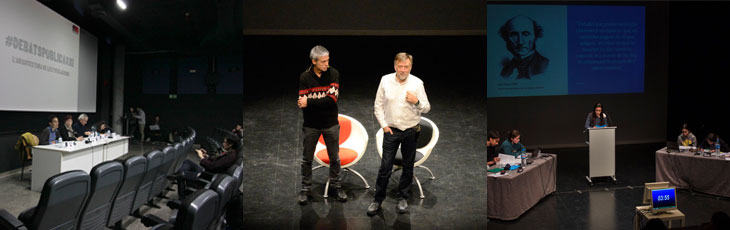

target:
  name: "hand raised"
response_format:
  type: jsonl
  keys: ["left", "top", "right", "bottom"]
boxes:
{"left": 406, "top": 91, "right": 418, "bottom": 104}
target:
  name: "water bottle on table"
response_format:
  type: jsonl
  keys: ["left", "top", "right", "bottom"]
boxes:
{"left": 521, "top": 147, "right": 527, "bottom": 166}
{"left": 716, "top": 138, "right": 721, "bottom": 155}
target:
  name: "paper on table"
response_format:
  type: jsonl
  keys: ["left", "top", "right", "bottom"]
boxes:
{"left": 498, "top": 153, "right": 521, "bottom": 165}
{"left": 489, "top": 172, "right": 510, "bottom": 177}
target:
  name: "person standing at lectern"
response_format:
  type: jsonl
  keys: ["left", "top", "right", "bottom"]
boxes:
{"left": 584, "top": 103, "right": 611, "bottom": 130}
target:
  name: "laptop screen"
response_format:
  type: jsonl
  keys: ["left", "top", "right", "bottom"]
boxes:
{"left": 651, "top": 188, "right": 676, "bottom": 210}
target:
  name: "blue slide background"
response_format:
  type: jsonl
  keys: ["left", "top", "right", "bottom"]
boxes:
{"left": 568, "top": 6, "right": 645, "bottom": 95}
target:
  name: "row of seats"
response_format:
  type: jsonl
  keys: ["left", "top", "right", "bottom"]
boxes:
{"left": 143, "top": 164, "right": 244, "bottom": 229}
{"left": 0, "top": 128, "right": 198, "bottom": 230}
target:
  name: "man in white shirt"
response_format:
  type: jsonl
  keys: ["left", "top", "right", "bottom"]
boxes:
{"left": 368, "top": 52, "right": 430, "bottom": 215}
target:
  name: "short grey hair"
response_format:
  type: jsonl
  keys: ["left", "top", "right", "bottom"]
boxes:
{"left": 394, "top": 52, "right": 413, "bottom": 65}
{"left": 309, "top": 45, "right": 329, "bottom": 61}
{"left": 78, "top": 113, "right": 88, "bottom": 120}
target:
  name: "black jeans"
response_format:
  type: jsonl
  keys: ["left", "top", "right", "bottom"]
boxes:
{"left": 179, "top": 159, "right": 204, "bottom": 181}
{"left": 301, "top": 124, "right": 341, "bottom": 192}
{"left": 374, "top": 127, "right": 419, "bottom": 202}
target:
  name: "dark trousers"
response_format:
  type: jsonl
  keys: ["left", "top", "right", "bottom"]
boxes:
{"left": 179, "top": 159, "right": 204, "bottom": 181}
{"left": 301, "top": 124, "right": 341, "bottom": 192}
{"left": 374, "top": 127, "right": 419, "bottom": 202}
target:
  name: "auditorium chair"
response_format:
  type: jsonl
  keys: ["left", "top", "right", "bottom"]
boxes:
{"left": 375, "top": 117, "right": 439, "bottom": 198}
{"left": 149, "top": 146, "right": 176, "bottom": 201}
{"left": 107, "top": 155, "right": 147, "bottom": 229}
{"left": 170, "top": 143, "right": 186, "bottom": 178}
{"left": 10, "top": 170, "right": 90, "bottom": 229}
{"left": 312, "top": 114, "right": 370, "bottom": 198}
{"left": 132, "top": 150, "right": 164, "bottom": 214}
{"left": 147, "top": 175, "right": 236, "bottom": 229}
{"left": 0, "top": 209, "right": 27, "bottom": 230}
{"left": 227, "top": 165, "right": 244, "bottom": 195}
{"left": 78, "top": 161, "right": 125, "bottom": 230}
{"left": 205, "top": 175, "right": 237, "bottom": 229}
{"left": 171, "top": 164, "right": 242, "bottom": 206}
{"left": 145, "top": 189, "right": 220, "bottom": 230}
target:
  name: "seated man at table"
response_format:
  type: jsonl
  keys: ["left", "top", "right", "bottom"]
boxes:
{"left": 700, "top": 133, "right": 730, "bottom": 153}
{"left": 73, "top": 113, "right": 92, "bottom": 137}
{"left": 487, "top": 130, "right": 501, "bottom": 166}
{"left": 39, "top": 116, "right": 60, "bottom": 145}
{"left": 501, "top": 129, "right": 526, "bottom": 157}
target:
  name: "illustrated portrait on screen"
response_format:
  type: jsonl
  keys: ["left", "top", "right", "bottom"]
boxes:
{"left": 499, "top": 16, "right": 550, "bottom": 80}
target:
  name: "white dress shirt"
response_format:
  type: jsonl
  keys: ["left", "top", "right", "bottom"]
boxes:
{"left": 374, "top": 73, "right": 430, "bottom": 131}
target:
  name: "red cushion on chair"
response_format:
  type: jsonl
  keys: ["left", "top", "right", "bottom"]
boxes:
{"left": 318, "top": 116, "right": 352, "bottom": 145}
{"left": 316, "top": 148, "right": 358, "bottom": 166}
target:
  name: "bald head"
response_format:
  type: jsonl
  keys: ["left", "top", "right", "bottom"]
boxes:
{"left": 499, "top": 16, "right": 543, "bottom": 58}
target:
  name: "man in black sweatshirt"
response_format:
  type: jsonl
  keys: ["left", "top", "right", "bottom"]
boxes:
{"left": 297, "top": 45, "right": 346, "bottom": 204}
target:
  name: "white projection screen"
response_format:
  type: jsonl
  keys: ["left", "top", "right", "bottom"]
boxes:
{"left": 0, "top": 0, "right": 97, "bottom": 112}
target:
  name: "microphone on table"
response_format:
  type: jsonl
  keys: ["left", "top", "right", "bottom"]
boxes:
{"left": 501, "top": 164, "right": 510, "bottom": 175}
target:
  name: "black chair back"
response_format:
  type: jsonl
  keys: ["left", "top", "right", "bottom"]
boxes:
{"left": 78, "top": 161, "right": 124, "bottom": 230}
{"left": 25, "top": 170, "right": 90, "bottom": 230}
{"left": 151, "top": 146, "right": 175, "bottom": 198}
{"left": 108, "top": 155, "right": 147, "bottom": 227}
{"left": 176, "top": 189, "right": 219, "bottom": 230}
{"left": 133, "top": 150, "right": 163, "bottom": 211}
{"left": 227, "top": 165, "right": 243, "bottom": 193}
{"left": 208, "top": 175, "right": 236, "bottom": 215}
{"left": 172, "top": 143, "right": 185, "bottom": 175}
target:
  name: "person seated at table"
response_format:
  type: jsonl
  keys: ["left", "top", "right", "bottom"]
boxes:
{"left": 677, "top": 123, "right": 697, "bottom": 147}
{"left": 699, "top": 133, "right": 730, "bottom": 153}
{"left": 73, "top": 113, "right": 92, "bottom": 137}
{"left": 486, "top": 130, "right": 501, "bottom": 166}
{"left": 96, "top": 121, "right": 112, "bottom": 134}
{"left": 58, "top": 115, "right": 84, "bottom": 141}
{"left": 501, "top": 129, "right": 526, "bottom": 157}
{"left": 584, "top": 102, "right": 611, "bottom": 130}
{"left": 39, "top": 116, "right": 61, "bottom": 145}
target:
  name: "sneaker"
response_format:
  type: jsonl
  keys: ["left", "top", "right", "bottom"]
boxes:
{"left": 366, "top": 201, "right": 381, "bottom": 215}
{"left": 298, "top": 191, "right": 309, "bottom": 205}
{"left": 336, "top": 189, "right": 348, "bottom": 202}
{"left": 397, "top": 199, "right": 408, "bottom": 213}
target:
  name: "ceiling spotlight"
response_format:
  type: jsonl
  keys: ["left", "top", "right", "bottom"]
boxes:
{"left": 116, "top": 0, "right": 127, "bottom": 10}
